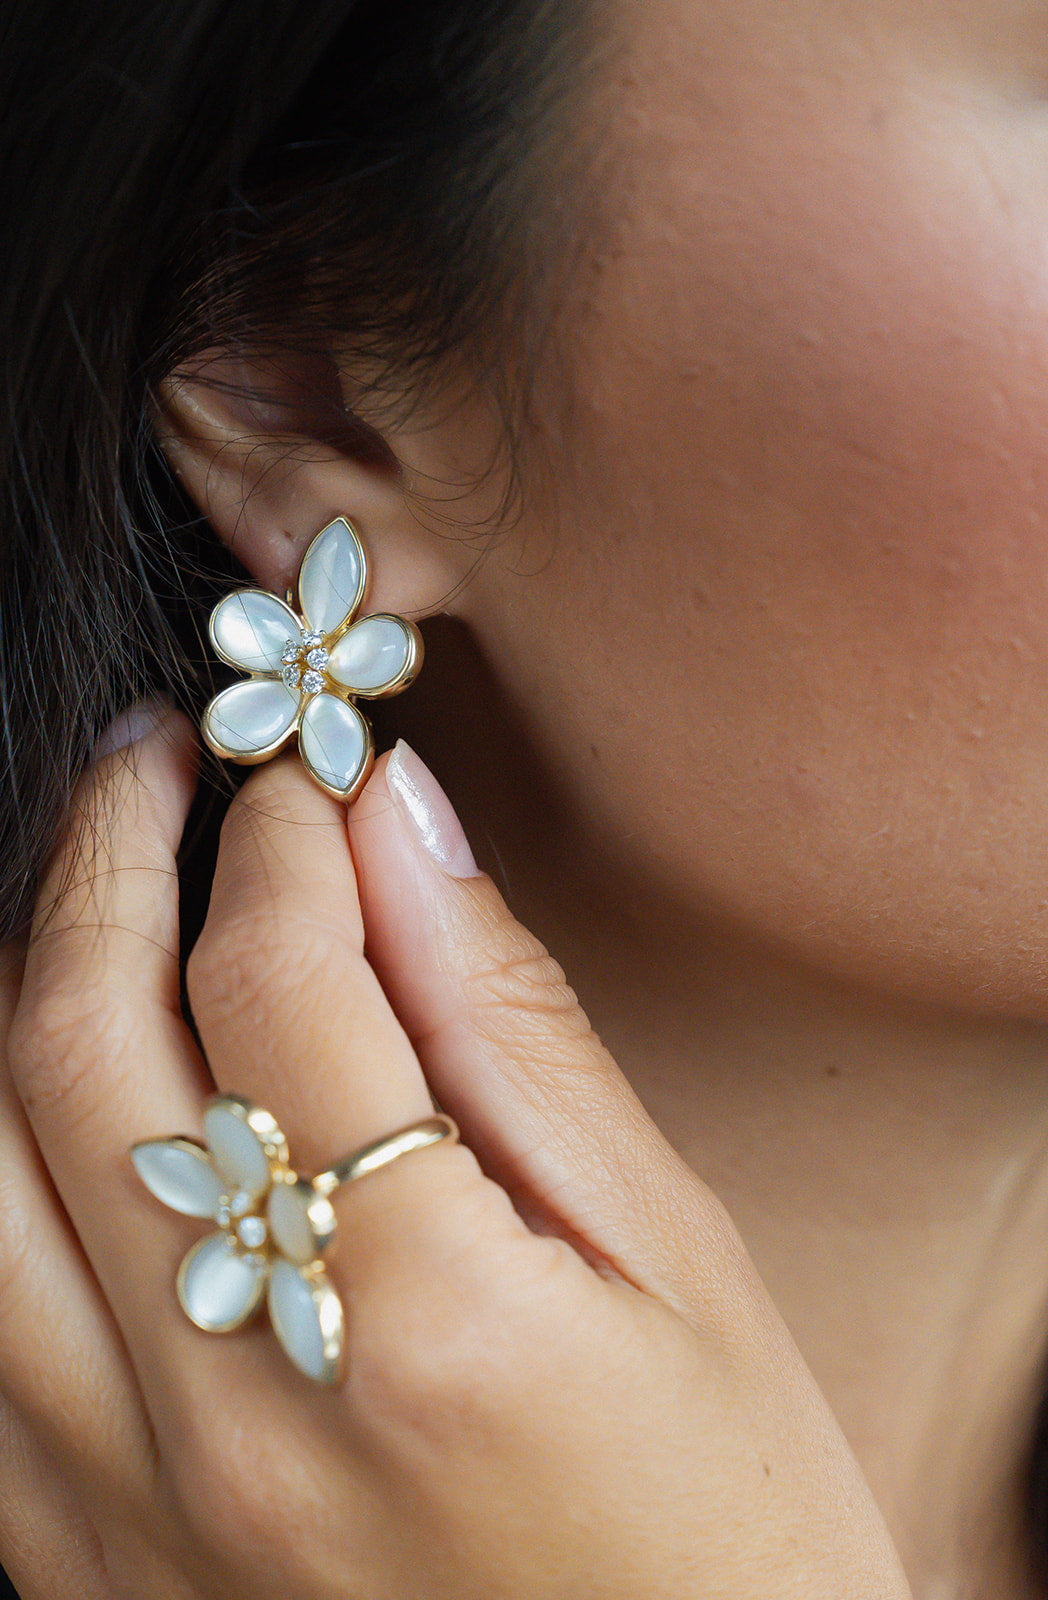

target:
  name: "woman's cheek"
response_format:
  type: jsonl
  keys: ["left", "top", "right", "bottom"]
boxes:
{"left": 488, "top": 11, "right": 1048, "bottom": 1010}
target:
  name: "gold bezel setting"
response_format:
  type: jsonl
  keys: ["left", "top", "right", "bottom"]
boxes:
{"left": 131, "top": 1101, "right": 460, "bottom": 1387}
{"left": 201, "top": 517, "right": 424, "bottom": 802}
{"left": 132, "top": 1093, "right": 347, "bottom": 1384}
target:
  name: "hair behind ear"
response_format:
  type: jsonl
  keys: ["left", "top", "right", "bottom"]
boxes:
{"left": 0, "top": 0, "right": 592, "bottom": 934}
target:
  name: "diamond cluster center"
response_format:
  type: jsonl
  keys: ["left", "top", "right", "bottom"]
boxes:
{"left": 281, "top": 628, "right": 329, "bottom": 695}
{"left": 215, "top": 1188, "right": 269, "bottom": 1265}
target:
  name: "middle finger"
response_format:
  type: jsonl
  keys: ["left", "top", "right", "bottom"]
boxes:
{"left": 186, "top": 754, "right": 436, "bottom": 1175}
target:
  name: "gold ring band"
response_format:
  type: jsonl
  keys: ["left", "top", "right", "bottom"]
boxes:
{"left": 312, "top": 1113, "right": 459, "bottom": 1198}
{"left": 132, "top": 1099, "right": 461, "bottom": 1385}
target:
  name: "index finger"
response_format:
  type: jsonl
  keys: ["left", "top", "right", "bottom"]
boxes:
{"left": 8, "top": 704, "right": 210, "bottom": 1323}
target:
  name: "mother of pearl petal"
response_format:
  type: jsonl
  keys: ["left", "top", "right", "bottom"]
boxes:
{"left": 298, "top": 695, "right": 369, "bottom": 798}
{"left": 327, "top": 615, "right": 415, "bottom": 694}
{"left": 177, "top": 1233, "right": 267, "bottom": 1333}
{"left": 203, "top": 1103, "right": 272, "bottom": 1199}
{"left": 203, "top": 678, "right": 300, "bottom": 757}
{"left": 298, "top": 518, "right": 365, "bottom": 637}
{"left": 268, "top": 1180, "right": 335, "bottom": 1265}
{"left": 268, "top": 1261, "right": 343, "bottom": 1383}
{"left": 131, "top": 1139, "right": 225, "bottom": 1218}
{"left": 210, "top": 590, "right": 301, "bottom": 673}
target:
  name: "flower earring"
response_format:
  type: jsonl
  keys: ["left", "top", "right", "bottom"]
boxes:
{"left": 201, "top": 517, "right": 422, "bottom": 802}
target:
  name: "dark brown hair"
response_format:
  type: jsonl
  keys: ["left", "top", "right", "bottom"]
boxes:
{"left": 7, "top": 4, "right": 1048, "bottom": 1590}
{"left": 0, "top": 0, "right": 590, "bottom": 935}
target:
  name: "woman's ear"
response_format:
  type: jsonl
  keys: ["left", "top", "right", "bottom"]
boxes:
{"left": 152, "top": 346, "right": 464, "bottom": 616}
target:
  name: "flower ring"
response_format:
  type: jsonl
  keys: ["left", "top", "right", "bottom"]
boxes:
{"left": 202, "top": 516, "right": 422, "bottom": 801}
{"left": 131, "top": 1095, "right": 345, "bottom": 1384}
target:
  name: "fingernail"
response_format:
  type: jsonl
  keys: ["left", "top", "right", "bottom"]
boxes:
{"left": 93, "top": 697, "right": 171, "bottom": 760}
{"left": 385, "top": 740, "right": 480, "bottom": 878}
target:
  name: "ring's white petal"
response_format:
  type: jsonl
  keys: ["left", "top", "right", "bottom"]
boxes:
{"left": 327, "top": 615, "right": 420, "bottom": 696}
{"left": 298, "top": 694, "right": 372, "bottom": 801}
{"left": 202, "top": 679, "right": 300, "bottom": 760}
{"left": 209, "top": 591, "right": 302, "bottom": 673}
{"left": 268, "top": 1261, "right": 344, "bottom": 1384}
{"left": 298, "top": 517, "right": 365, "bottom": 637}
{"left": 130, "top": 1138, "right": 224, "bottom": 1217}
{"left": 267, "top": 1178, "right": 337, "bottom": 1266}
{"left": 204, "top": 1100, "right": 278, "bottom": 1199}
{"left": 177, "top": 1233, "right": 268, "bottom": 1333}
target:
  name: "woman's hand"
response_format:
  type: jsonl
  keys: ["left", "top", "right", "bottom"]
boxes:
{"left": 0, "top": 710, "right": 911, "bottom": 1599}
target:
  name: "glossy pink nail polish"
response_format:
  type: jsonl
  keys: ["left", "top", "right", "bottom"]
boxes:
{"left": 385, "top": 740, "right": 480, "bottom": 878}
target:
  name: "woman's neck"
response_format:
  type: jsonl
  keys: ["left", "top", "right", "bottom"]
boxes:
{"left": 524, "top": 851, "right": 1048, "bottom": 1597}
{"left": 408, "top": 629, "right": 1048, "bottom": 1595}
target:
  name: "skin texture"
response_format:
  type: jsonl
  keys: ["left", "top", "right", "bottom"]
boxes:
{"left": 158, "top": 1, "right": 1048, "bottom": 1591}
{"left": 7, "top": 0, "right": 1048, "bottom": 1595}
{"left": 0, "top": 723, "right": 911, "bottom": 1598}
{"left": 481, "top": 0, "right": 1048, "bottom": 1012}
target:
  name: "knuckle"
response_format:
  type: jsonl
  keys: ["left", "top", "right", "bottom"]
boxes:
{"left": 167, "top": 1398, "right": 372, "bottom": 1597}
{"left": 347, "top": 1227, "right": 570, "bottom": 1451}
{"left": 228, "top": 760, "right": 316, "bottom": 829}
{"left": 187, "top": 917, "right": 333, "bottom": 1028}
{"left": 169, "top": 1405, "right": 294, "bottom": 1569}
{"left": 7, "top": 979, "right": 133, "bottom": 1122}
{"left": 686, "top": 1177, "right": 753, "bottom": 1274}
{"left": 348, "top": 1298, "right": 507, "bottom": 1448}
{"left": 669, "top": 1176, "right": 774, "bottom": 1338}
{"left": 462, "top": 926, "right": 589, "bottom": 1039}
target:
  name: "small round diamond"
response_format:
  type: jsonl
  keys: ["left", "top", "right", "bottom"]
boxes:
{"left": 230, "top": 1190, "right": 253, "bottom": 1218}
{"left": 305, "top": 646, "right": 329, "bottom": 670}
{"left": 237, "top": 1215, "right": 268, "bottom": 1251}
{"left": 280, "top": 641, "right": 300, "bottom": 664}
{"left": 301, "top": 629, "right": 324, "bottom": 649}
{"left": 215, "top": 1201, "right": 232, "bottom": 1228}
{"left": 301, "top": 669, "right": 325, "bottom": 694}
{"left": 282, "top": 664, "right": 302, "bottom": 690}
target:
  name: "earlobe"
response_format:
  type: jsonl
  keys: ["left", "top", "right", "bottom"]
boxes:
{"left": 151, "top": 346, "right": 461, "bottom": 617}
